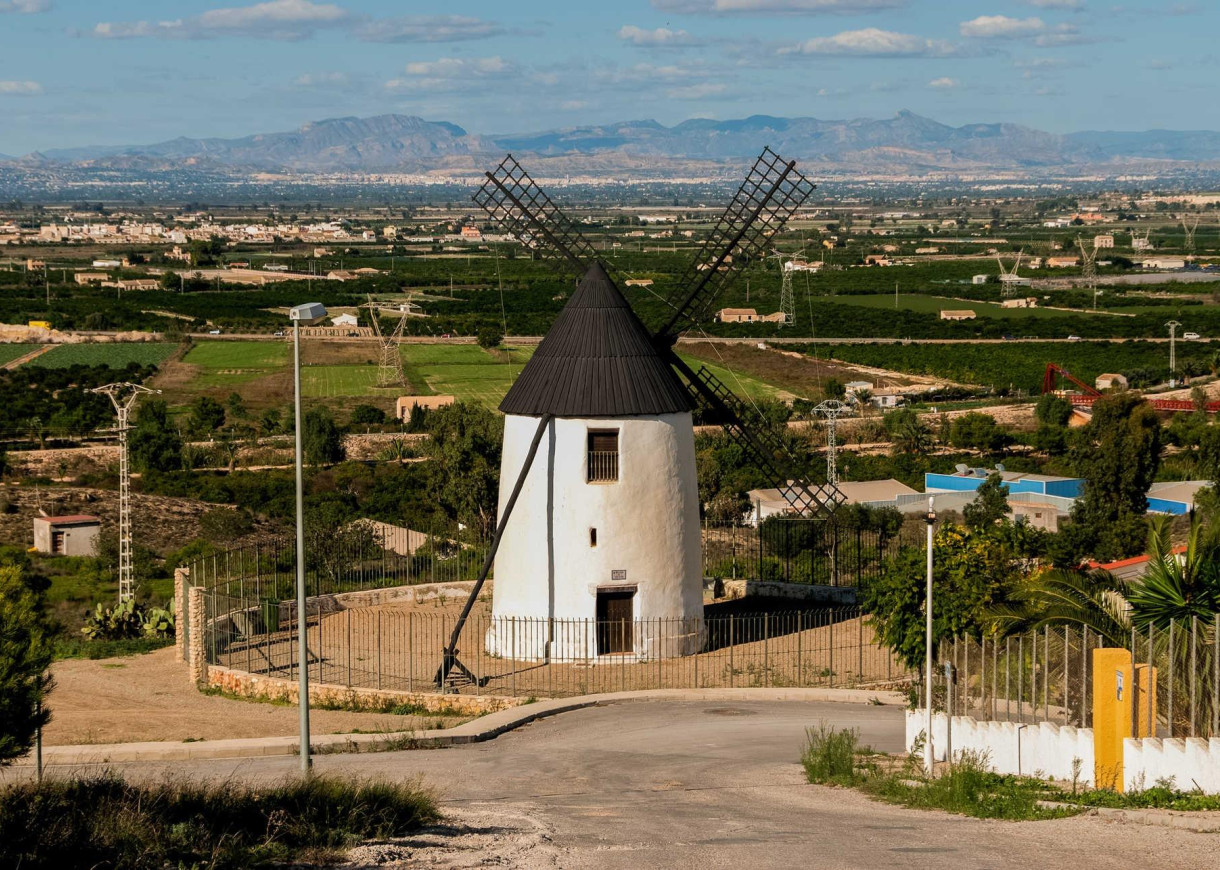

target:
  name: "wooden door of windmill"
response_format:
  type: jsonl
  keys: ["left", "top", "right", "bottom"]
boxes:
{"left": 596, "top": 588, "right": 634, "bottom": 655}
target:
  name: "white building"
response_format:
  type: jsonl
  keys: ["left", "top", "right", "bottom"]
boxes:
{"left": 488, "top": 263, "right": 703, "bottom": 661}
{"left": 330, "top": 313, "right": 359, "bottom": 327}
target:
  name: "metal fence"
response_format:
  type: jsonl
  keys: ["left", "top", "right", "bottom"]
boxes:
{"left": 200, "top": 593, "right": 913, "bottom": 699}
{"left": 702, "top": 517, "right": 904, "bottom": 587}
{"left": 927, "top": 617, "right": 1220, "bottom": 740}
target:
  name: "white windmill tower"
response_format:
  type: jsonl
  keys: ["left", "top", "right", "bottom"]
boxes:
{"left": 486, "top": 262, "right": 703, "bottom": 661}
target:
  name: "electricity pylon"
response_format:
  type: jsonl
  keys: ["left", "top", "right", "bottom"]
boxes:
{"left": 364, "top": 296, "right": 408, "bottom": 387}
{"left": 90, "top": 382, "right": 159, "bottom": 603}
{"left": 813, "top": 399, "right": 851, "bottom": 486}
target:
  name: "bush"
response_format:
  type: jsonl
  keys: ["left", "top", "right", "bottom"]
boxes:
{"left": 0, "top": 565, "right": 53, "bottom": 765}
{"left": 476, "top": 326, "right": 504, "bottom": 349}
{"left": 802, "top": 722, "right": 867, "bottom": 785}
{"left": 0, "top": 774, "right": 439, "bottom": 869}
{"left": 81, "top": 599, "right": 175, "bottom": 641}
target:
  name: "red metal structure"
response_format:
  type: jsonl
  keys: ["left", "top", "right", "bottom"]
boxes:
{"left": 1041, "top": 363, "right": 1220, "bottom": 413}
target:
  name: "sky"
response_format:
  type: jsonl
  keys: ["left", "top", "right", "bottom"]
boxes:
{"left": 0, "top": 0, "right": 1214, "bottom": 155}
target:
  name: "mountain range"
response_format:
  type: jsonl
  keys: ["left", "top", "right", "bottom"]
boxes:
{"left": 12, "top": 111, "right": 1220, "bottom": 177}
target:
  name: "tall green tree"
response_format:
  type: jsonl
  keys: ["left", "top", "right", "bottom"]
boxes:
{"left": 425, "top": 402, "right": 503, "bottom": 540}
{"left": 1060, "top": 392, "right": 1162, "bottom": 563}
{"left": 303, "top": 408, "right": 344, "bottom": 466}
{"left": 187, "top": 396, "right": 226, "bottom": 437}
{"left": 127, "top": 398, "right": 182, "bottom": 473}
{"left": 963, "top": 473, "right": 1009, "bottom": 530}
{"left": 0, "top": 565, "right": 54, "bottom": 765}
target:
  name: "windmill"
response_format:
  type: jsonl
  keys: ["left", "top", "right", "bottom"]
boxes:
{"left": 435, "top": 149, "right": 842, "bottom": 687}
{"left": 90, "top": 382, "right": 159, "bottom": 603}
{"left": 1076, "top": 236, "right": 1101, "bottom": 309}
{"left": 1183, "top": 215, "right": 1200, "bottom": 255}
{"left": 364, "top": 295, "right": 408, "bottom": 387}
{"left": 996, "top": 250, "right": 1027, "bottom": 297}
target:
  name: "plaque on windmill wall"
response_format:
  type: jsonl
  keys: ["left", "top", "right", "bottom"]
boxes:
{"left": 611, "top": 569, "right": 627, "bottom": 582}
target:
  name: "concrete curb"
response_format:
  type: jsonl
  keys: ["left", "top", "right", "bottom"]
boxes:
{"left": 1039, "top": 801, "right": 1220, "bottom": 833}
{"left": 23, "top": 687, "right": 905, "bottom": 766}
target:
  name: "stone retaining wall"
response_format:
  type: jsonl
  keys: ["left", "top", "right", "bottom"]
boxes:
{"left": 722, "top": 579, "right": 858, "bottom": 606}
{"left": 206, "top": 665, "right": 520, "bottom": 716}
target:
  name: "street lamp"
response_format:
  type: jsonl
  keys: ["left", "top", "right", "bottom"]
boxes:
{"left": 925, "top": 495, "right": 936, "bottom": 776}
{"left": 1166, "top": 320, "right": 1182, "bottom": 387}
{"left": 289, "top": 302, "right": 326, "bottom": 774}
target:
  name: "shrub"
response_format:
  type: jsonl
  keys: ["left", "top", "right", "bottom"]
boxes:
{"left": 0, "top": 565, "right": 53, "bottom": 765}
{"left": 802, "top": 721, "right": 866, "bottom": 785}
{"left": 0, "top": 774, "right": 439, "bottom": 869}
{"left": 81, "top": 599, "right": 175, "bottom": 641}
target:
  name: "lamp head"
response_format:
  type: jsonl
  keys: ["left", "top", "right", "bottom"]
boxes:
{"left": 289, "top": 302, "right": 327, "bottom": 325}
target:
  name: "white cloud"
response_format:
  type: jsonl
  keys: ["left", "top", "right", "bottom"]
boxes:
{"left": 1015, "top": 56, "right": 1069, "bottom": 78}
{"left": 560, "top": 100, "right": 588, "bottom": 110}
{"left": 0, "top": 0, "right": 50, "bottom": 12}
{"left": 665, "top": 82, "right": 727, "bottom": 99}
{"left": 1034, "top": 24, "right": 1089, "bottom": 46}
{"left": 356, "top": 15, "right": 504, "bottom": 43}
{"left": 618, "top": 25, "right": 701, "bottom": 46}
{"left": 92, "top": 0, "right": 347, "bottom": 40}
{"left": 1022, "top": 0, "right": 1083, "bottom": 8}
{"left": 386, "top": 56, "right": 514, "bottom": 92}
{"left": 0, "top": 80, "right": 43, "bottom": 94}
{"left": 651, "top": 0, "right": 904, "bottom": 13}
{"left": 959, "top": 15, "right": 1045, "bottom": 38}
{"left": 928, "top": 76, "right": 959, "bottom": 89}
{"left": 784, "top": 28, "right": 957, "bottom": 57}
{"left": 293, "top": 71, "right": 350, "bottom": 87}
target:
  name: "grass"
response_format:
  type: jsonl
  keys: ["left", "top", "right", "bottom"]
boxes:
{"left": 675, "top": 351, "right": 793, "bottom": 402}
{"left": 182, "top": 340, "right": 290, "bottom": 389}
{"left": 24, "top": 343, "right": 178, "bottom": 369}
{"left": 300, "top": 364, "right": 385, "bottom": 398}
{"left": 0, "top": 343, "right": 39, "bottom": 366}
{"left": 53, "top": 636, "right": 174, "bottom": 660}
{"left": 402, "top": 344, "right": 534, "bottom": 407}
{"left": 0, "top": 773, "right": 438, "bottom": 870}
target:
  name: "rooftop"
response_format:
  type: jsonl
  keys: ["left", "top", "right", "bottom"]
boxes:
{"left": 35, "top": 514, "right": 101, "bottom": 525}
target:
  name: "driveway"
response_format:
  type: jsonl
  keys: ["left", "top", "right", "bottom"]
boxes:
{"left": 23, "top": 699, "right": 1218, "bottom": 868}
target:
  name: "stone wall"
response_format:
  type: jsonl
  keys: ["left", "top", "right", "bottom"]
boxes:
{"left": 721, "top": 579, "right": 858, "bottom": 607}
{"left": 206, "top": 665, "right": 520, "bottom": 716}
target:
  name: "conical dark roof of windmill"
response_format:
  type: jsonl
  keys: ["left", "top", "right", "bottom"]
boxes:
{"left": 499, "top": 262, "right": 693, "bottom": 417}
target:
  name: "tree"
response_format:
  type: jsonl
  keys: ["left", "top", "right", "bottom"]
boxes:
{"left": 303, "top": 408, "right": 344, "bottom": 465}
{"left": 349, "top": 404, "right": 386, "bottom": 426}
{"left": 0, "top": 564, "right": 54, "bottom": 764}
{"left": 949, "top": 412, "right": 1008, "bottom": 452}
{"left": 1034, "top": 393, "right": 1072, "bottom": 427}
{"left": 127, "top": 399, "right": 182, "bottom": 473}
{"left": 887, "top": 409, "right": 933, "bottom": 456}
{"left": 425, "top": 402, "right": 504, "bottom": 539}
{"left": 476, "top": 326, "right": 505, "bottom": 350}
{"left": 187, "top": 396, "right": 226, "bottom": 437}
{"left": 962, "top": 473, "right": 1009, "bottom": 530}
{"left": 1061, "top": 393, "right": 1162, "bottom": 563}
{"left": 225, "top": 392, "right": 248, "bottom": 421}
{"left": 862, "top": 523, "right": 1022, "bottom": 672}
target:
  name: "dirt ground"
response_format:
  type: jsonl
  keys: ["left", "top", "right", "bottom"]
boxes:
{"left": 42, "top": 647, "right": 469, "bottom": 746}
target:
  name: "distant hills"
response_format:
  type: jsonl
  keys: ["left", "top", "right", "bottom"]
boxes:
{"left": 11, "top": 111, "right": 1220, "bottom": 178}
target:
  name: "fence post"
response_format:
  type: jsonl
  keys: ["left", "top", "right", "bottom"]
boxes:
{"left": 729, "top": 614, "right": 735, "bottom": 688}
{"left": 1214, "top": 613, "right": 1220, "bottom": 738}
{"left": 346, "top": 608, "right": 352, "bottom": 688}
{"left": 174, "top": 567, "right": 190, "bottom": 664}
{"left": 188, "top": 585, "right": 207, "bottom": 688}
{"left": 764, "top": 613, "right": 770, "bottom": 687}
{"left": 512, "top": 616, "right": 517, "bottom": 698}
{"left": 1168, "top": 620, "right": 1176, "bottom": 738}
{"left": 376, "top": 610, "right": 382, "bottom": 691}
{"left": 858, "top": 614, "right": 864, "bottom": 685}
{"left": 1191, "top": 615, "right": 1198, "bottom": 739}
{"left": 797, "top": 618, "right": 803, "bottom": 687}
{"left": 828, "top": 615, "right": 834, "bottom": 688}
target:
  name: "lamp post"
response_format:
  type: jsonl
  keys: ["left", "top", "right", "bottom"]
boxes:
{"left": 925, "top": 495, "right": 936, "bottom": 776}
{"left": 1166, "top": 320, "right": 1182, "bottom": 386}
{"left": 289, "top": 302, "right": 326, "bottom": 774}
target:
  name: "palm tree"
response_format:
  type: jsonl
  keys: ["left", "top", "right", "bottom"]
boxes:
{"left": 891, "top": 415, "right": 933, "bottom": 457}
{"left": 1126, "top": 515, "right": 1220, "bottom": 627}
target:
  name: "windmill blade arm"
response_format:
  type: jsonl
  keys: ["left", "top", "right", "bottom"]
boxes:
{"left": 472, "top": 154, "right": 599, "bottom": 277}
{"left": 669, "top": 353, "right": 840, "bottom": 516}
{"left": 656, "top": 148, "right": 815, "bottom": 343}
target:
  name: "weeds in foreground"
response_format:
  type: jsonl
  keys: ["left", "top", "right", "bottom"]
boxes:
{"left": 0, "top": 773, "right": 438, "bottom": 870}
{"left": 801, "top": 722, "right": 876, "bottom": 786}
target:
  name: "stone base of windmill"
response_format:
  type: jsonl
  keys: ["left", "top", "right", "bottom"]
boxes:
{"left": 485, "top": 618, "right": 706, "bottom": 663}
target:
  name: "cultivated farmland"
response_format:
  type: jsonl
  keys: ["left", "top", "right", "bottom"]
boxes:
{"left": 24, "top": 342, "right": 178, "bottom": 369}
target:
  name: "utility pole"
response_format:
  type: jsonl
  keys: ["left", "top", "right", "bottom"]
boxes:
{"left": 90, "top": 383, "right": 159, "bottom": 603}
{"left": 1166, "top": 320, "right": 1182, "bottom": 385}
{"left": 925, "top": 496, "right": 936, "bottom": 776}
{"left": 813, "top": 399, "right": 850, "bottom": 486}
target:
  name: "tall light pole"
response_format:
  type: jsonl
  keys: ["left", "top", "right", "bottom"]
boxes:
{"left": 925, "top": 495, "right": 936, "bottom": 776}
{"left": 289, "top": 302, "right": 327, "bottom": 774}
{"left": 1166, "top": 320, "right": 1182, "bottom": 386}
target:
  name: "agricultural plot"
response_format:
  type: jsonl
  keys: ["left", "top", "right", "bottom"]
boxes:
{"left": 825, "top": 293, "right": 1097, "bottom": 321}
{"left": 300, "top": 364, "right": 384, "bottom": 398}
{"left": 0, "top": 344, "right": 39, "bottom": 366}
{"left": 402, "top": 344, "right": 534, "bottom": 407}
{"left": 180, "top": 341, "right": 289, "bottom": 388}
{"left": 675, "top": 351, "right": 796, "bottom": 402}
{"left": 25, "top": 342, "right": 177, "bottom": 369}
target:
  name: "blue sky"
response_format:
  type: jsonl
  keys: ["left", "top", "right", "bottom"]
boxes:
{"left": 0, "top": 0, "right": 1213, "bottom": 155}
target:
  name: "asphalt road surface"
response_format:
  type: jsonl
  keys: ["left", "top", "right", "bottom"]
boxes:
{"left": 27, "top": 700, "right": 1220, "bottom": 869}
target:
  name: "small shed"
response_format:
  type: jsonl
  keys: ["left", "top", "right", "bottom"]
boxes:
{"left": 939, "top": 309, "right": 976, "bottom": 321}
{"left": 396, "top": 394, "right": 456, "bottom": 420}
{"left": 330, "top": 312, "right": 359, "bottom": 327}
{"left": 33, "top": 515, "right": 101, "bottom": 556}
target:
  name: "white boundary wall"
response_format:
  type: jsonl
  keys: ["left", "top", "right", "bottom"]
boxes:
{"left": 907, "top": 710, "right": 1220, "bottom": 792}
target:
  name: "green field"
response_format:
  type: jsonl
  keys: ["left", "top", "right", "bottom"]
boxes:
{"left": 402, "top": 344, "right": 534, "bottom": 407}
{"left": 675, "top": 352, "right": 795, "bottom": 402}
{"left": 825, "top": 294, "right": 1103, "bottom": 321}
{"left": 181, "top": 341, "right": 289, "bottom": 388}
{"left": 25, "top": 343, "right": 178, "bottom": 369}
{"left": 300, "top": 364, "right": 384, "bottom": 398}
{"left": 0, "top": 344, "right": 39, "bottom": 366}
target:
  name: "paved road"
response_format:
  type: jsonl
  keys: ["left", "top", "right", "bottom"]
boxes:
{"left": 34, "top": 699, "right": 1218, "bottom": 869}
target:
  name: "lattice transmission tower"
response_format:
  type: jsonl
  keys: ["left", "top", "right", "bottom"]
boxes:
{"left": 1183, "top": 215, "right": 1200, "bottom": 255}
{"left": 1077, "top": 236, "right": 1101, "bottom": 308}
{"left": 365, "top": 296, "right": 409, "bottom": 387}
{"left": 813, "top": 399, "right": 852, "bottom": 486}
{"left": 768, "top": 248, "right": 805, "bottom": 327}
{"left": 90, "top": 382, "right": 159, "bottom": 603}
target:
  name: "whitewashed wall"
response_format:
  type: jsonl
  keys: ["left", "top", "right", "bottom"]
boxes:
{"left": 907, "top": 710, "right": 1220, "bottom": 793}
